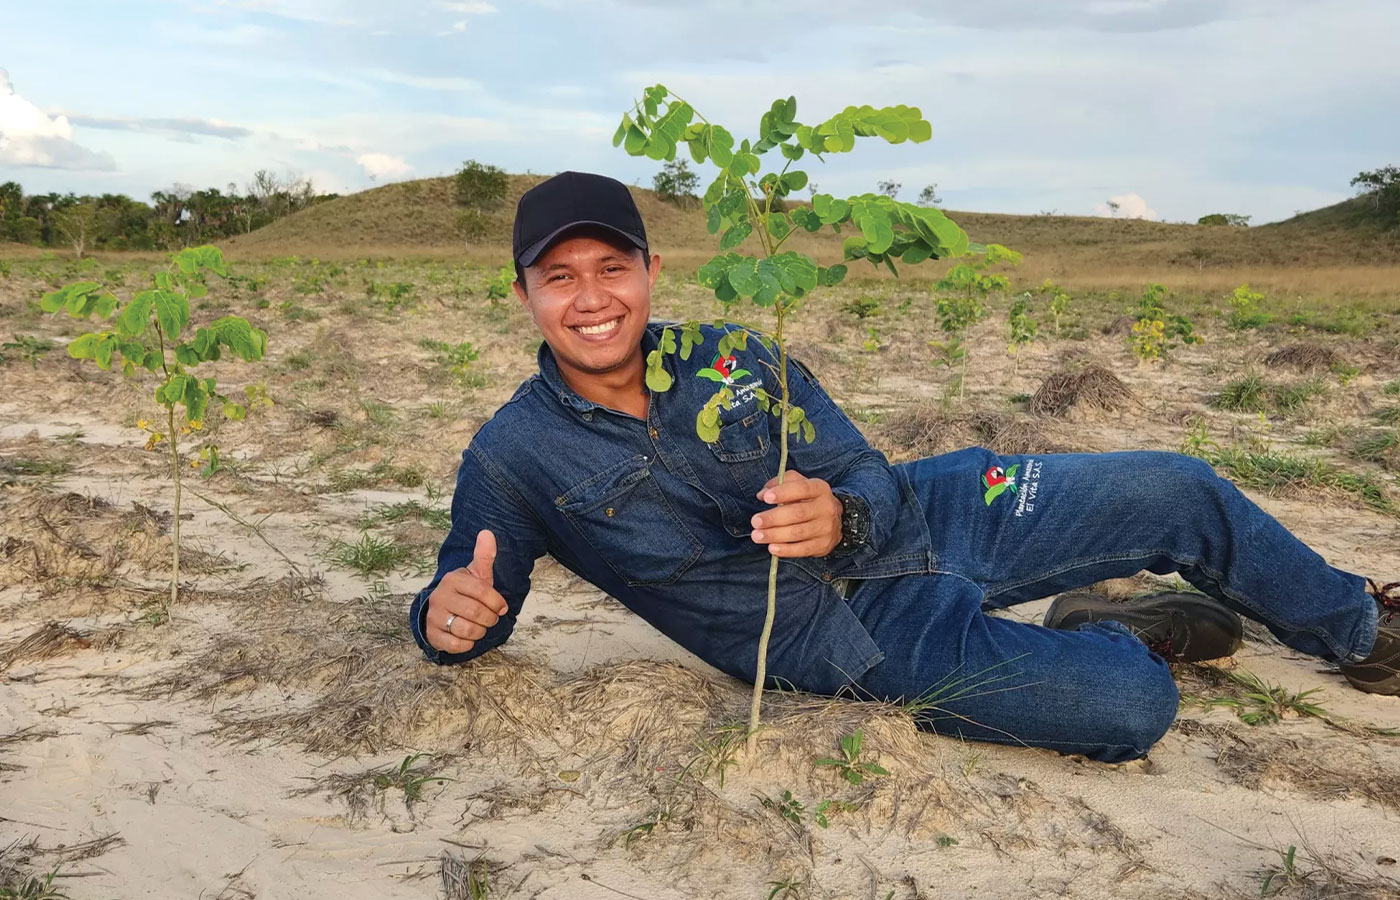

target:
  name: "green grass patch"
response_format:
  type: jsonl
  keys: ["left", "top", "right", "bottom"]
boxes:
{"left": 327, "top": 460, "right": 426, "bottom": 491}
{"left": 0, "top": 457, "right": 71, "bottom": 485}
{"left": 1351, "top": 429, "right": 1400, "bottom": 470}
{"left": 356, "top": 499, "right": 451, "bottom": 532}
{"left": 1208, "top": 447, "right": 1394, "bottom": 516}
{"left": 327, "top": 533, "right": 414, "bottom": 576}
{"left": 1210, "top": 374, "right": 1326, "bottom": 417}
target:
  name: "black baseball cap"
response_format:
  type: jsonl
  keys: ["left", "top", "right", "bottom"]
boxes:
{"left": 512, "top": 171, "right": 649, "bottom": 268}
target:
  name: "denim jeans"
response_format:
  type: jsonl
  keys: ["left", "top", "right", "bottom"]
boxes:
{"left": 845, "top": 448, "right": 1379, "bottom": 763}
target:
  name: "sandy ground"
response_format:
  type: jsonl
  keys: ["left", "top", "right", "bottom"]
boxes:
{"left": 3, "top": 256, "right": 1400, "bottom": 899}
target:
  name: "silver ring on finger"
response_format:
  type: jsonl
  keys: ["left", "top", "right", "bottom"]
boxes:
{"left": 444, "top": 613, "right": 457, "bottom": 631}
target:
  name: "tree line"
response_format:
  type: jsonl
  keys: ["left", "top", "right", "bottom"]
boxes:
{"left": 0, "top": 171, "right": 337, "bottom": 257}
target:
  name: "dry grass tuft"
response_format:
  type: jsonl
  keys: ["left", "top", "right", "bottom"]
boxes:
{"left": 1030, "top": 363, "right": 1135, "bottom": 418}
{"left": 879, "top": 401, "right": 968, "bottom": 459}
{"left": 0, "top": 487, "right": 228, "bottom": 613}
{"left": 1174, "top": 718, "right": 1400, "bottom": 811}
{"left": 1265, "top": 343, "right": 1342, "bottom": 373}
{"left": 0, "top": 621, "right": 117, "bottom": 672}
{"left": 968, "top": 412, "right": 1067, "bottom": 455}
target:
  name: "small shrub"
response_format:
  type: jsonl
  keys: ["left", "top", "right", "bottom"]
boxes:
{"left": 1225, "top": 283, "right": 1270, "bottom": 330}
{"left": 653, "top": 157, "right": 699, "bottom": 206}
{"left": 841, "top": 296, "right": 881, "bottom": 318}
{"left": 0, "top": 334, "right": 54, "bottom": 368}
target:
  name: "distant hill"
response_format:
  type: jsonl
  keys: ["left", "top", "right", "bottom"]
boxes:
{"left": 225, "top": 174, "right": 1400, "bottom": 271}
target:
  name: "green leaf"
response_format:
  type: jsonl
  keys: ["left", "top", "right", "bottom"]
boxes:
{"left": 680, "top": 321, "right": 703, "bottom": 360}
{"left": 624, "top": 124, "right": 647, "bottom": 155}
{"left": 707, "top": 126, "right": 735, "bottom": 168}
{"left": 67, "top": 332, "right": 101, "bottom": 360}
{"left": 94, "top": 335, "right": 116, "bottom": 370}
{"left": 780, "top": 142, "right": 804, "bottom": 161}
{"left": 184, "top": 378, "right": 208, "bottom": 422}
{"left": 175, "top": 343, "right": 201, "bottom": 366}
{"left": 696, "top": 368, "right": 725, "bottom": 383}
{"left": 789, "top": 207, "right": 822, "bottom": 232}
{"left": 819, "top": 263, "right": 848, "bottom": 287}
{"left": 901, "top": 241, "right": 934, "bottom": 265}
{"left": 92, "top": 292, "right": 118, "bottom": 318}
{"left": 612, "top": 114, "right": 632, "bottom": 148}
{"left": 766, "top": 213, "right": 792, "bottom": 240}
{"left": 782, "top": 170, "right": 807, "bottom": 192}
{"left": 40, "top": 289, "right": 65, "bottom": 314}
{"left": 142, "top": 350, "right": 164, "bottom": 372}
{"left": 706, "top": 203, "right": 721, "bottom": 235}
{"left": 719, "top": 218, "right": 751, "bottom": 251}
{"left": 224, "top": 401, "right": 247, "bottom": 421}
{"left": 152, "top": 290, "right": 190, "bottom": 338}
{"left": 645, "top": 349, "right": 673, "bottom": 392}
{"left": 660, "top": 326, "right": 677, "bottom": 354}
{"left": 727, "top": 257, "right": 760, "bottom": 297}
{"left": 118, "top": 292, "right": 154, "bottom": 337}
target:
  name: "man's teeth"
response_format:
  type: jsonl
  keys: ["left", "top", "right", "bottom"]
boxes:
{"left": 575, "top": 318, "right": 621, "bottom": 335}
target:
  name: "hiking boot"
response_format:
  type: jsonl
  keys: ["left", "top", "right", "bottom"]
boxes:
{"left": 1043, "top": 591, "right": 1244, "bottom": 662}
{"left": 1339, "top": 580, "right": 1400, "bottom": 696}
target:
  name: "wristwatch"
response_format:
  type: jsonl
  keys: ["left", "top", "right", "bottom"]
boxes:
{"left": 830, "top": 491, "right": 871, "bottom": 558}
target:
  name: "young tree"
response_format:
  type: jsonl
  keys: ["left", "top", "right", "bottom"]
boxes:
{"left": 877, "top": 179, "right": 901, "bottom": 199}
{"left": 53, "top": 201, "right": 100, "bottom": 259}
{"left": 653, "top": 158, "right": 700, "bottom": 206}
{"left": 917, "top": 183, "right": 942, "bottom": 206}
{"left": 42, "top": 246, "right": 268, "bottom": 619}
{"left": 1351, "top": 164, "right": 1400, "bottom": 224}
{"left": 615, "top": 87, "right": 970, "bottom": 749}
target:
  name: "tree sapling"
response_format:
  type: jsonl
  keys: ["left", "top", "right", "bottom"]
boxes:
{"left": 615, "top": 85, "right": 970, "bottom": 749}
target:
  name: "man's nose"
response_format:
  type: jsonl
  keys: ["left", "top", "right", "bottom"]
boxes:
{"left": 572, "top": 279, "right": 610, "bottom": 311}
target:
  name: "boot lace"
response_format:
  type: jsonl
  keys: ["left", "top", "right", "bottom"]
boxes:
{"left": 1367, "top": 579, "right": 1400, "bottom": 624}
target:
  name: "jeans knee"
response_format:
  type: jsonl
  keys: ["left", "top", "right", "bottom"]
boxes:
{"left": 1112, "top": 657, "right": 1179, "bottom": 754}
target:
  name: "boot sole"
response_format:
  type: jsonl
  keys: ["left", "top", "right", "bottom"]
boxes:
{"left": 1044, "top": 591, "right": 1244, "bottom": 662}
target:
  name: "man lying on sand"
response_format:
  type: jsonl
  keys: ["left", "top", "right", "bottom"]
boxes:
{"left": 410, "top": 171, "right": 1399, "bottom": 763}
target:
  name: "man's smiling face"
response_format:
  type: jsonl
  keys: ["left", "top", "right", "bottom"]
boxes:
{"left": 514, "top": 227, "right": 660, "bottom": 388}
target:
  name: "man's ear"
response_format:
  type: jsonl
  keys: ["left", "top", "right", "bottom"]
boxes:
{"left": 512, "top": 277, "right": 529, "bottom": 307}
{"left": 646, "top": 253, "right": 662, "bottom": 292}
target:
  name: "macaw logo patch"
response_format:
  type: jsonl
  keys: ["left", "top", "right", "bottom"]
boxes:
{"left": 982, "top": 464, "right": 1019, "bottom": 506}
{"left": 696, "top": 352, "right": 751, "bottom": 386}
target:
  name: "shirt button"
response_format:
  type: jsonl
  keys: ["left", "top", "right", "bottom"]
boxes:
{"left": 649, "top": 427, "right": 659, "bottom": 440}
{"left": 582, "top": 413, "right": 593, "bottom": 421}
{"left": 821, "top": 572, "right": 833, "bottom": 582}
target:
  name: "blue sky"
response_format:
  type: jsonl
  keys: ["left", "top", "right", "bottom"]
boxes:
{"left": 1, "top": 0, "right": 1396, "bottom": 224}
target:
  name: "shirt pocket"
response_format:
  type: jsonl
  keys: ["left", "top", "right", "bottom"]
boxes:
{"left": 556, "top": 454, "right": 704, "bottom": 586}
{"left": 710, "top": 410, "right": 774, "bottom": 497}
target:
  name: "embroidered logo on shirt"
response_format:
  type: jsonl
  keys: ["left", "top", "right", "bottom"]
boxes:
{"left": 982, "top": 464, "right": 1019, "bottom": 505}
{"left": 696, "top": 352, "right": 751, "bottom": 385}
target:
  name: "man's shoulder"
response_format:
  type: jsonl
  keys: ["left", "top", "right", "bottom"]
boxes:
{"left": 471, "top": 375, "right": 548, "bottom": 448}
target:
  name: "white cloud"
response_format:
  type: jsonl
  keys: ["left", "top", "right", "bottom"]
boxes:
{"left": 438, "top": 1, "right": 496, "bottom": 13}
{"left": 366, "top": 69, "right": 482, "bottom": 92}
{"left": 0, "top": 69, "right": 115, "bottom": 170}
{"left": 1095, "top": 192, "right": 1158, "bottom": 220}
{"left": 356, "top": 151, "right": 412, "bottom": 180}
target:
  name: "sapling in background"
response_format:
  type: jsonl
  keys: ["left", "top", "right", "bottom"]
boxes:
{"left": 1007, "top": 292, "right": 1038, "bottom": 372}
{"left": 1131, "top": 282, "right": 1203, "bottom": 363}
{"left": 1038, "top": 278, "right": 1072, "bottom": 335}
{"left": 615, "top": 84, "right": 970, "bottom": 749}
{"left": 929, "top": 243, "right": 1022, "bottom": 399}
{"left": 43, "top": 245, "right": 268, "bottom": 620}
{"left": 1226, "top": 282, "right": 1270, "bottom": 330}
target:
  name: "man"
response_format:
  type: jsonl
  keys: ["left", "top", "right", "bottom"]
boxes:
{"left": 410, "top": 171, "right": 1399, "bottom": 764}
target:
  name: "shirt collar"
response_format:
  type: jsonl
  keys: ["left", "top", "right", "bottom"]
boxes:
{"left": 537, "top": 320, "right": 666, "bottom": 413}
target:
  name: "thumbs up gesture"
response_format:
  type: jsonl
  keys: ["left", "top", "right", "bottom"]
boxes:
{"left": 426, "top": 530, "right": 509, "bottom": 654}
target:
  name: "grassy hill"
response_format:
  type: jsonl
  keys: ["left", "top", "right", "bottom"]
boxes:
{"left": 225, "top": 175, "right": 1400, "bottom": 291}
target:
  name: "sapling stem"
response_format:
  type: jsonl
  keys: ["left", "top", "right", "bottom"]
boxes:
{"left": 167, "top": 402, "right": 181, "bottom": 619}
{"left": 748, "top": 306, "right": 789, "bottom": 753}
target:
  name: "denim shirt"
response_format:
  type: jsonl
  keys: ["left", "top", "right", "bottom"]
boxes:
{"left": 409, "top": 321, "right": 935, "bottom": 694}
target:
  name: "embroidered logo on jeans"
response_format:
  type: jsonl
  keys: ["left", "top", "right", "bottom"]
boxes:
{"left": 696, "top": 352, "right": 751, "bottom": 385}
{"left": 982, "top": 464, "right": 1019, "bottom": 505}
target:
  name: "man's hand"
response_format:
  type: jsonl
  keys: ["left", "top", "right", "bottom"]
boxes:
{"left": 750, "top": 470, "right": 844, "bottom": 558}
{"left": 426, "top": 530, "right": 507, "bottom": 654}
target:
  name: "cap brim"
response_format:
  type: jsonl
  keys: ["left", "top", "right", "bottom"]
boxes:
{"left": 517, "top": 220, "right": 648, "bottom": 267}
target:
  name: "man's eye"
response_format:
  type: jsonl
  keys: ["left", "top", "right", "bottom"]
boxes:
{"left": 549, "top": 274, "right": 568, "bottom": 282}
